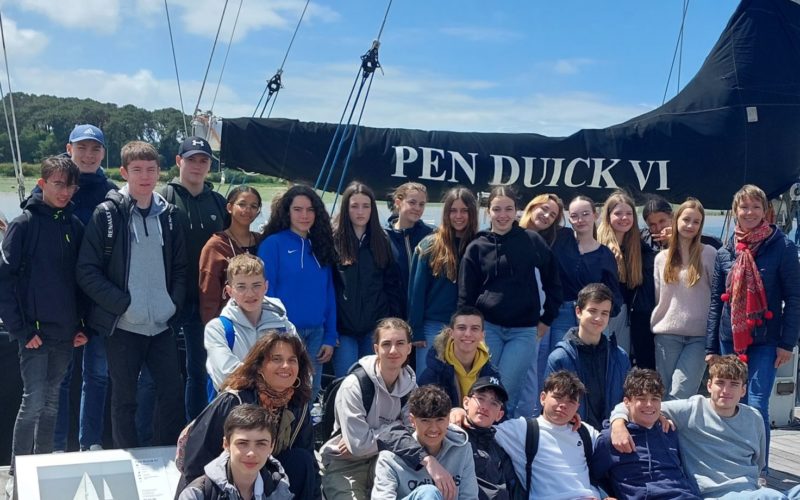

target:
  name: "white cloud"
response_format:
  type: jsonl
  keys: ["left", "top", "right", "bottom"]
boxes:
{"left": 16, "top": 0, "right": 120, "bottom": 33}
{"left": 550, "top": 58, "right": 596, "bottom": 76}
{"left": 439, "top": 26, "right": 523, "bottom": 43}
{"left": 0, "top": 18, "right": 48, "bottom": 59}
{"left": 166, "top": 0, "right": 339, "bottom": 43}
{"left": 11, "top": 61, "right": 653, "bottom": 138}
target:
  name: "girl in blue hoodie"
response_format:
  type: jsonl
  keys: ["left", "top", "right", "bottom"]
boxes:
{"left": 258, "top": 185, "right": 338, "bottom": 399}
{"left": 458, "top": 186, "right": 562, "bottom": 417}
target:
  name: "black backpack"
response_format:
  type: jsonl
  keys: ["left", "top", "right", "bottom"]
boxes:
{"left": 316, "top": 364, "right": 409, "bottom": 443}
{"left": 511, "top": 418, "right": 594, "bottom": 500}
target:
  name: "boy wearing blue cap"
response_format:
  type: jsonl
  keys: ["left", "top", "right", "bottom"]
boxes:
{"left": 51, "top": 124, "right": 118, "bottom": 453}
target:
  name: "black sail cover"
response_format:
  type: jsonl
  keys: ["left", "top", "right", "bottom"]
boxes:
{"left": 221, "top": 0, "right": 800, "bottom": 209}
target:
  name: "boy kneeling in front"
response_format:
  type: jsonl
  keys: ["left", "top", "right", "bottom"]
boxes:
{"left": 372, "top": 385, "right": 479, "bottom": 500}
{"left": 179, "top": 404, "right": 292, "bottom": 500}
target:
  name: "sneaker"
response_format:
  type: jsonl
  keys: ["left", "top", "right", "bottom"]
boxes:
{"left": 88, "top": 444, "right": 103, "bottom": 452}
{"left": 758, "top": 475, "right": 768, "bottom": 488}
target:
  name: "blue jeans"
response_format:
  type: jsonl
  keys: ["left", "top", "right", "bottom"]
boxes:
{"left": 537, "top": 302, "right": 577, "bottom": 401}
{"left": 607, "top": 308, "right": 630, "bottom": 355}
{"left": 299, "top": 326, "right": 325, "bottom": 401}
{"left": 53, "top": 333, "right": 108, "bottom": 451}
{"left": 717, "top": 484, "right": 800, "bottom": 499}
{"left": 404, "top": 485, "right": 444, "bottom": 500}
{"left": 720, "top": 341, "right": 777, "bottom": 471}
{"left": 415, "top": 320, "right": 447, "bottom": 376}
{"left": 483, "top": 321, "right": 538, "bottom": 418}
{"left": 333, "top": 334, "right": 375, "bottom": 377}
{"left": 11, "top": 340, "right": 73, "bottom": 473}
{"left": 179, "top": 303, "right": 207, "bottom": 421}
{"left": 654, "top": 334, "right": 705, "bottom": 399}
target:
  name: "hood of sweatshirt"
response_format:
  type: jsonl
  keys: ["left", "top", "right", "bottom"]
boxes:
{"left": 358, "top": 354, "right": 417, "bottom": 401}
{"left": 220, "top": 295, "right": 293, "bottom": 334}
{"left": 22, "top": 190, "right": 76, "bottom": 218}
{"left": 202, "top": 451, "right": 291, "bottom": 499}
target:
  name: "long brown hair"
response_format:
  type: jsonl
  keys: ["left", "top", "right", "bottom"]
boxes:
{"left": 333, "top": 182, "right": 392, "bottom": 268}
{"left": 664, "top": 198, "right": 705, "bottom": 286}
{"left": 597, "top": 190, "right": 643, "bottom": 287}
{"left": 423, "top": 187, "right": 478, "bottom": 281}
{"left": 221, "top": 331, "right": 313, "bottom": 405}
{"left": 519, "top": 193, "right": 564, "bottom": 245}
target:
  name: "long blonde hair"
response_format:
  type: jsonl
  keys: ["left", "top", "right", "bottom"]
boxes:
{"left": 519, "top": 193, "right": 564, "bottom": 246}
{"left": 424, "top": 187, "right": 478, "bottom": 281}
{"left": 663, "top": 198, "right": 705, "bottom": 286}
{"left": 597, "top": 191, "right": 643, "bottom": 287}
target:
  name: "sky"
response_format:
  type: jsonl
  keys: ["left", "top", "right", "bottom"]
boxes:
{"left": 0, "top": 0, "right": 741, "bottom": 137}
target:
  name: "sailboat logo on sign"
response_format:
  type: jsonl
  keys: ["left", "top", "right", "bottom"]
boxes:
{"left": 72, "top": 472, "right": 115, "bottom": 500}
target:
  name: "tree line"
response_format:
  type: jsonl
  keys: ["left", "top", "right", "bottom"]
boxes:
{"left": 0, "top": 93, "right": 188, "bottom": 166}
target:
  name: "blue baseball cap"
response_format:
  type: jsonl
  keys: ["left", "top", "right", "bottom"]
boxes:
{"left": 69, "top": 124, "right": 105, "bottom": 147}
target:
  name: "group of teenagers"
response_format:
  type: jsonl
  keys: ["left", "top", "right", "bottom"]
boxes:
{"left": 1, "top": 121, "right": 800, "bottom": 500}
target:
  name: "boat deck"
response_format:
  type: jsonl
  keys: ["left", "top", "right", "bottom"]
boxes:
{"left": 1, "top": 427, "right": 799, "bottom": 498}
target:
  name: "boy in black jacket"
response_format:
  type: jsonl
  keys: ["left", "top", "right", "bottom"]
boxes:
{"left": 0, "top": 157, "right": 86, "bottom": 487}
{"left": 77, "top": 140, "right": 187, "bottom": 449}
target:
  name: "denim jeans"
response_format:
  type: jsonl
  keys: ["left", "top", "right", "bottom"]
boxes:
{"left": 537, "top": 302, "right": 577, "bottom": 399}
{"left": 11, "top": 339, "right": 73, "bottom": 473}
{"left": 607, "top": 308, "right": 630, "bottom": 355}
{"left": 403, "top": 485, "right": 444, "bottom": 500}
{"left": 720, "top": 341, "right": 777, "bottom": 471}
{"left": 717, "top": 484, "right": 800, "bottom": 499}
{"left": 299, "top": 326, "right": 325, "bottom": 401}
{"left": 483, "top": 321, "right": 538, "bottom": 418}
{"left": 333, "top": 334, "right": 375, "bottom": 377}
{"left": 179, "top": 303, "right": 207, "bottom": 421}
{"left": 654, "top": 334, "right": 706, "bottom": 399}
{"left": 415, "top": 320, "right": 447, "bottom": 376}
{"left": 105, "top": 329, "right": 185, "bottom": 448}
{"left": 53, "top": 333, "right": 108, "bottom": 451}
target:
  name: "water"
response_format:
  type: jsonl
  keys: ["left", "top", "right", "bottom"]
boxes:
{"left": 0, "top": 190, "right": 738, "bottom": 236}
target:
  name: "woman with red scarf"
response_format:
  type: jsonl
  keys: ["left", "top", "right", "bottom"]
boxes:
{"left": 706, "top": 184, "right": 800, "bottom": 471}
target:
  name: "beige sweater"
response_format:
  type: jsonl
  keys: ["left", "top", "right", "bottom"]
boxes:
{"left": 651, "top": 244, "right": 717, "bottom": 336}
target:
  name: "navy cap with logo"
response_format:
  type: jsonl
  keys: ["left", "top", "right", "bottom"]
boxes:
{"left": 69, "top": 124, "right": 105, "bottom": 147}
{"left": 178, "top": 136, "right": 213, "bottom": 159}
{"left": 468, "top": 376, "right": 509, "bottom": 403}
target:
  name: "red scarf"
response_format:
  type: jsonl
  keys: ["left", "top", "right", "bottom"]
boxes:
{"left": 721, "top": 220, "right": 773, "bottom": 362}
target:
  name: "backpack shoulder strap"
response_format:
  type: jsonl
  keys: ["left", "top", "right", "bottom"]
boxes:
{"left": 352, "top": 365, "right": 376, "bottom": 415}
{"left": 219, "top": 316, "right": 235, "bottom": 349}
{"left": 96, "top": 201, "right": 116, "bottom": 268}
{"left": 289, "top": 401, "right": 308, "bottom": 447}
{"left": 19, "top": 209, "right": 37, "bottom": 268}
{"left": 578, "top": 423, "right": 593, "bottom": 466}
{"left": 524, "top": 417, "right": 539, "bottom": 495}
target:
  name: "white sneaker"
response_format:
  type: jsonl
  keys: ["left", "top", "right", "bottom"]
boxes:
{"left": 88, "top": 444, "right": 103, "bottom": 452}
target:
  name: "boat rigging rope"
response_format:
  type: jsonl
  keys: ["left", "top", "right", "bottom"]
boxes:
{"left": 0, "top": 9, "right": 24, "bottom": 203}
{"left": 662, "top": 0, "right": 690, "bottom": 105}
{"left": 164, "top": 0, "right": 189, "bottom": 136}
{"left": 254, "top": 0, "right": 312, "bottom": 118}
{"left": 193, "top": 0, "right": 229, "bottom": 118}
{"left": 315, "top": 0, "right": 393, "bottom": 212}
{"left": 209, "top": 0, "right": 244, "bottom": 120}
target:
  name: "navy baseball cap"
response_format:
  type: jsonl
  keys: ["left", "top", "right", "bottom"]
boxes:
{"left": 178, "top": 136, "right": 213, "bottom": 159}
{"left": 469, "top": 376, "right": 509, "bottom": 403}
{"left": 69, "top": 124, "right": 105, "bottom": 147}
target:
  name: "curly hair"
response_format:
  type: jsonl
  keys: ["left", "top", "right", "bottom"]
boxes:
{"left": 408, "top": 385, "right": 452, "bottom": 418}
{"left": 260, "top": 184, "right": 337, "bottom": 267}
{"left": 221, "top": 331, "right": 313, "bottom": 406}
{"left": 623, "top": 368, "right": 665, "bottom": 399}
{"left": 333, "top": 181, "right": 393, "bottom": 268}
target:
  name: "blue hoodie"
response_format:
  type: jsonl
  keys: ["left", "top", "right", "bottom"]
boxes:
{"left": 590, "top": 420, "right": 701, "bottom": 500}
{"left": 258, "top": 229, "right": 337, "bottom": 346}
{"left": 408, "top": 234, "right": 460, "bottom": 341}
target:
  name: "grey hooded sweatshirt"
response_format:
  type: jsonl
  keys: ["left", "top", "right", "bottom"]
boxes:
{"left": 205, "top": 296, "right": 297, "bottom": 390}
{"left": 320, "top": 354, "right": 417, "bottom": 462}
{"left": 116, "top": 186, "right": 176, "bottom": 335}
{"left": 178, "top": 451, "right": 293, "bottom": 500}
{"left": 371, "top": 425, "right": 479, "bottom": 500}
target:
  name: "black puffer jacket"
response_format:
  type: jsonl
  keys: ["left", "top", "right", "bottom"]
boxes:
{"left": 76, "top": 189, "right": 186, "bottom": 335}
{"left": 0, "top": 194, "right": 84, "bottom": 343}
{"left": 335, "top": 232, "right": 403, "bottom": 336}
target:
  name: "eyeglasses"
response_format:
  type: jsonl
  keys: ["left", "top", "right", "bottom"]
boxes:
{"left": 469, "top": 394, "right": 503, "bottom": 409}
{"left": 46, "top": 180, "right": 79, "bottom": 194}
{"left": 233, "top": 202, "right": 261, "bottom": 211}
{"left": 568, "top": 210, "right": 593, "bottom": 221}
